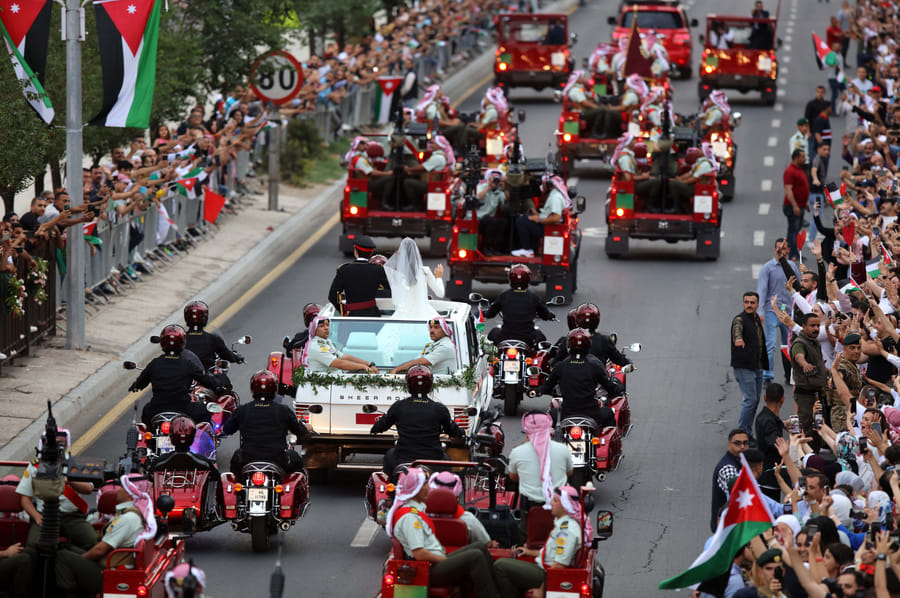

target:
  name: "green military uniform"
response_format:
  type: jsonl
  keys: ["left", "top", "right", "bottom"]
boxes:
{"left": 55, "top": 500, "right": 145, "bottom": 593}
{"left": 393, "top": 499, "right": 502, "bottom": 597}
{"left": 16, "top": 461, "right": 97, "bottom": 550}
{"left": 668, "top": 157, "right": 716, "bottom": 213}
{"left": 567, "top": 84, "right": 606, "bottom": 137}
{"left": 305, "top": 336, "right": 345, "bottom": 373}
{"left": 493, "top": 515, "right": 582, "bottom": 598}
{"left": 829, "top": 358, "right": 863, "bottom": 432}
{"left": 617, "top": 150, "right": 662, "bottom": 211}
{"left": 420, "top": 336, "right": 457, "bottom": 374}
{"left": 403, "top": 151, "right": 448, "bottom": 211}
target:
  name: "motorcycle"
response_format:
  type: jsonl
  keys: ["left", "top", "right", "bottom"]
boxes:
{"left": 468, "top": 293, "right": 565, "bottom": 416}
{"left": 554, "top": 405, "right": 623, "bottom": 488}
{"left": 221, "top": 457, "right": 311, "bottom": 552}
{"left": 189, "top": 335, "right": 251, "bottom": 440}
{"left": 603, "top": 335, "right": 641, "bottom": 436}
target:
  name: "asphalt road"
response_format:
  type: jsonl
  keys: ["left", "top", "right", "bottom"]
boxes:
{"left": 75, "top": 0, "right": 842, "bottom": 594}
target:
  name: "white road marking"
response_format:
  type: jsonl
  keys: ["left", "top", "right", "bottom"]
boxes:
{"left": 774, "top": 103, "right": 784, "bottom": 112}
{"left": 351, "top": 518, "right": 382, "bottom": 547}
{"left": 581, "top": 226, "right": 607, "bottom": 237}
{"left": 771, "top": 118, "right": 781, "bottom": 128}
{"left": 784, "top": 44, "right": 791, "bottom": 52}
{"left": 783, "top": 56, "right": 791, "bottom": 63}
{"left": 761, "top": 179, "right": 772, "bottom": 192}
{"left": 759, "top": 203, "right": 771, "bottom": 215}
{"left": 785, "top": 35, "right": 792, "bottom": 43}
{"left": 787, "top": 27, "right": 794, "bottom": 34}
{"left": 777, "top": 89, "right": 787, "bottom": 97}
{"left": 781, "top": 67, "right": 789, "bottom": 75}
{"left": 763, "top": 156, "right": 774, "bottom": 166}
{"left": 754, "top": 231, "right": 766, "bottom": 246}
{"left": 767, "top": 136, "right": 778, "bottom": 147}
{"left": 752, "top": 264, "right": 763, "bottom": 279}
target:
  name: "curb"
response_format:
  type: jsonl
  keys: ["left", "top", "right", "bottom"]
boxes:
{"left": 0, "top": 179, "right": 345, "bottom": 460}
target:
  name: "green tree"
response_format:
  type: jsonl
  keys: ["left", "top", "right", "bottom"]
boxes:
{"left": 0, "top": 58, "right": 51, "bottom": 213}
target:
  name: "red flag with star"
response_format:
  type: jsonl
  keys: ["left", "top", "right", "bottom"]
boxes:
{"left": 90, "top": 0, "right": 161, "bottom": 127}
{"left": 0, "top": 0, "right": 54, "bottom": 122}
{"left": 659, "top": 455, "right": 774, "bottom": 589}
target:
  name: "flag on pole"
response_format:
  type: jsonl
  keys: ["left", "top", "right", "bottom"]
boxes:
{"left": 90, "top": 0, "right": 161, "bottom": 128}
{"left": 659, "top": 455, "right": 774, "bottom": 590}
{"left": 373, "top": 76, "right": 402, "bottom": 123}
{"left": 866, "top": 258, "right": 883, "bottom": 279}
{"left": 83, "top": 221, "right": 101, "bottom": 245}
{"left": 203, "top": 187, "right": 226, "bottom": 223}
{"left": 175, "top": 167, "right": 207, "bottom": 199}
{"left": 623, "top": 7, "right": 653, "bottom": 78}
{"left": 812, "top": 32, "right": 847, "bottom": 83}
{"left": 476, "top": 306, "right": 485, "bottom": 332}
{"left": 839, "top": 278, "right": 862, "bottom": 295}
{"left": 884, "top": 245, "right": 894, "bottom": 267}
{"left": 156, "top": 204, "right": 173, "bottom": 244}
{"left": 0, "top": 0, "right": 54, "bottom": 123}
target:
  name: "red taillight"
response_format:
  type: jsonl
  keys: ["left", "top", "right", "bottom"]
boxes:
{"left": 570, "top": 426, "right": 583, "bottom": 439}
{"left": 616, "top": 208, "right": 624, "bottom": 217}
{"left": 384, "top": 574, "right": 395, "bottom": 586}
{"left": 454, "top": 279, "right": 463, "bottom": 286}
{"left": 251, "top": 472, "right": 266, "bottom": 486}
{"left": 344, "top": 186, "right": 350, "bottom": 193}
{"left": 581, "top": 582, "right": 590, "bottom": 595}
{"left": 459, "top": 249, "right": 467, "bottom": 258}
{"left": 347, "top": 234, "right": 356, "bottom": 240}
{"left": 160, "top": 422, "right": 170, "bottom": 435}
{"left": 721, "top": 179, "right": 729, "bottom": 185}
{"left": 350, "top": 206, "right": 359, "bottom": 215}
{"left": 704, "top": 240, "right": 712, "bottom": 245}
{"left": 554, "top": 285, "right": 563, "bottom": 291}
{"left": 137, "top": 585, "right": 148, "bottom": 596}
{"left": 612, "top": 236, "right": 621, "bottom": 242}
{"left": 506, "top": 348, "right": 518, "bottom": 359}
{"left": 438, "top": 237, "right": 446, "bottom": 242}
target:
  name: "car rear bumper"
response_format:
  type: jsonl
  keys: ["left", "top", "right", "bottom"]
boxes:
{"left": 700, "top": 74, "right": 774, "bottom": 92}
{"left": 495, "top": 70, "right": 569, "bottom": 88}
{"left": 608, "top": 216, "right": 718, "bottom": 240}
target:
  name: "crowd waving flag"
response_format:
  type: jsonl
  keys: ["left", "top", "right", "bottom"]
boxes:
{"left": 0, "top": 0, "right": 54, "bottom": 123}
{"left": 812, "top": 32, "right": 847, "bottom": 84}
{"left": 658, "top": 454, "right": 775, "bottom": 590}
{"left": 90, "top": 0, "right": 161, "bottom": 128}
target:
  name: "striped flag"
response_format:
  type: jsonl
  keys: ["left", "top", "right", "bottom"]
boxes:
{"left": 476, "top": 306, "right": 485, "bottom": 332}
{"left": 866, "top": 258, "right": 883, "bottom": 279}
{"left": 373, "top": 76, "right": 402, "bottom": 123}
{"left": 839, "top": 278, "right": 861, "bottom": 294}
{"left": 89, "top": 0, "right": 161, "bottom": 128}
{"left": 0, "top": 0, "right": 54, "bottom": 123}
{"left": 812, "top": 32, "right": 847, "bottom": 83}
{"left": 884, "top": 245, "right": 894, "bottom": 267}
{"left": 175, "top": 167, "right": 207, "bottom": 199}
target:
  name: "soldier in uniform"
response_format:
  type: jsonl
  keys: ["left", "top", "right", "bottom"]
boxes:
{"left": 402, "top": 136, "right": 454, "bottom": 212}
{"left": 700, "top": 90, "right": 731, "bottom": 136}
{"left": 492, "top": 485, "right": 589, "bottom": 596}
{"left": 328, "top": 235, "right": 389, "bottom": 316}
{"left": 347, "top": 136, "right": 394, "bottom": 207}
{"left": 54, "top": 475, "right": 157, "bottom": 594}
{"left": 829, "top": 333, "right": 864, "bottom": 432}
{"left": 563, "top": 71, "right": 606, "bottom": 138}
{"left": 16, "top": 428, "right": 96, "bottom": 550}
{"left": 612, "top": 134, "right": 662, "bottom": 211}
{"left": 302, "top": 316, "right": 380, "bottom": 374}
{"left": 386, "top": 467, "right": 503, "bottom": 598}
{"left": 390, "top": 317, "right": 458, "bottom": 375}
{"left": 667, "top": 146, "right": 716, "bottom": 214}
{"left": 600, "top": 73, "right": 647, "bottom": 139}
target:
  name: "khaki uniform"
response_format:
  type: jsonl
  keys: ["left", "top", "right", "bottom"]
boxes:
{"left": 420, "top": 336, "right": 457, "bottom": 374}
{"left": 16, "top": 462, "right": 97, "bottom": 550}
{"left": 829, "top": 359, "right": 863, "bottom": 432}
{"left": 493, "top": 515, "right": 582, "bottom": 598}
{"left": 305, "top": 336, "right": 344, "bottom": 373}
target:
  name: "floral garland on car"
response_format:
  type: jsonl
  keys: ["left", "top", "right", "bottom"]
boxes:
{"left": 292, "top": 364, "right": 477, "bottom": 393}
{"left": 27, "top": 258, "right": 48, "bottom": 306}
{"left": 4, "top": 274, "right": 26, "bottom": 316}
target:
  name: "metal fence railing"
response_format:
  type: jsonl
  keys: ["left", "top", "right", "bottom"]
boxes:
{"left": 0, "top": 244, "right": 57, "bottom": 372}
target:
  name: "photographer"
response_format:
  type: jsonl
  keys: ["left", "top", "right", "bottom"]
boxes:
{"left": 474, "top": 169, "right": 509, "bottom": 255}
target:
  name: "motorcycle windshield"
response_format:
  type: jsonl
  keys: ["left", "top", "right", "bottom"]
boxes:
{"left": 191, "top": 430, "right": 217, "bottom": 460}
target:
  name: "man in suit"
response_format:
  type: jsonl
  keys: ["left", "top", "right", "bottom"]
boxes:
{"left": 328, "top": 235, "right": 389, "bottom": 316}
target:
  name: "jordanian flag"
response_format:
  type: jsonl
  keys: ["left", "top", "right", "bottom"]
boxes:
{"left": 812, "top": 32, "right": 847, "bottom": 83}
{"left": 659, "top": 455, "right": 774, "bottom": 590}
{"left": 373, "top": 76, "right": 402, "bottom": 123}
{"left": 884, "top": 245, "right": 894, "bottom": 267}
{"left": 90, "top": 0, "right": 161, "bottom": 128}
{"left": 0, "top": 0, "right": 54, "bottom": 123}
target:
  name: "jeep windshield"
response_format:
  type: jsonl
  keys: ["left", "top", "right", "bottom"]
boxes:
{"left": 621, "top": 10, "right": 684, "bottom": 29}
{"left": 326, "top": 318, "right": 459, "bottom": 371}
{"left": 500, "top": 22, "right": 554, "bottom": 43}
{"left": 707, "top": 22, "right": 756, "bottom": 46}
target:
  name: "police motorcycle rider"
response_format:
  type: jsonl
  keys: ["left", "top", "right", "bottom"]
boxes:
{"left": 369, "top": 365, "right": 464, "bottom": 477}
{"left": 483, "top": 264, "right": 554, "bottom": 347}
{"left": 222, "top": 370, "right": 311, "bottom": 474}
{"left": 531, "top": 328, "right": 624, "bottom": 429}
{"left": 183, "top": 300, "right": 244, "bottom": 389}
{"left": 554, "top": 303, "right": 633, "bottom": 369}
{"left": 285, "top": 303, "right": 322, "bottom": 351}
{"left": 130, "top": 324, "right": 219, "bottom": 426}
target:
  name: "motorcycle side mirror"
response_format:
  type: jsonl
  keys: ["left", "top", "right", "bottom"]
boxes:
{"left": 569, "top": 32, "right": 577, "bottom": 44}
{"left": 621, "top": 364, "right": 635, "bottom": 374}
{"left": 157, "top": 494, "right": 176, "bottom": 519}
{"left": 217, "top": 359, "right": 229, "bottom": 369}
{"left": 776, "top": 38, "right": 783, "bottom": 49}
{"left": 467, "top": 406, "right": 478, "bottom": 416}
{"left": 574, "top": 195, "right": 586, "bottom": 214}
{"left": 362, "top": 404, "right": 378, "bottom": 414}
{"left": 537, "top": 340, "right": 552, "bottom": 351}
{"left": 123, "top": 361, "right": 137, "bottom": 370}
{"left": 606, "top": 15, "right": 615, "bottom": 25}
{"left": 582, "top": 57, "right": 589, "bottom": 68}
{"left": 525, "top": 366, "right": 542, "bottom": 377}
{"left": 149, "top": 335, "right": 160, "bottom": 344}
{"left": 690, "top": 18, "right": 699, "bottom": 27}
{"left": 628, "top": 343, "right": 642, "bottom": 353}
{"left": 582, "top": 491, "right": 596, "bottom": 514}
{"left": 238, "top": 335, "right": 252, "bottom": 345}
{"left": 309, "top": 404, "right": 324, "bottom": 414}
{"left": 595, "top": 510, "right": 614, "bottom": 540}
{"left": 552, "top": 90, "right": 562, "bottom": 104}
{"left": 698, "top": 33, "right": 705, "bottom": 42}
{"left": 206, "top": 402, "right": 224, "bottom": 414}
{"left": 732, "top": 112, "right": 742, "bottom": 127}
{"left": 546, "top": 295, "right": 566, "bottom": 306}
{"left": 609, "top": 332, "right": 618, "bottom": 345}
{"left": 518, "top": 109, "right": 526, "bottom": 123}
{"left": 468, "top": 292, "right": 485, "bottom": 303}
{"left": 282, "top": 336, "right": 291, "bottom": 350}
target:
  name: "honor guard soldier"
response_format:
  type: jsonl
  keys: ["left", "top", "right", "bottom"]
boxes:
{"left": 328, "top": 235, "right": 389, "bottom": 316}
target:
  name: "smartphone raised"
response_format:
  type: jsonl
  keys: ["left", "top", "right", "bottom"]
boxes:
{"left": 874, "top": 422, "right": 884, "bottom": 436}
{"left": 807, "top": 523, "right": 819, "bottom": 546}
{"left": 860, "top": 436, "right": 869, "bottom": 453}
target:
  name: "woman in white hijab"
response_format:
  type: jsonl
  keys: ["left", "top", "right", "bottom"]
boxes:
{"left": 384, "top": 237, "right": 445, "bottom": 318}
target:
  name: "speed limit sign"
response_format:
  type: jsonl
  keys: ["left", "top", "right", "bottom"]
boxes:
{"left": 250, "top": 50, "right": 304, "bottom": 105}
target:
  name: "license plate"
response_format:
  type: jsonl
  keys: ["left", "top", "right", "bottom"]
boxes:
{"left": 486, "top": 137, "right": 503, "bottom": 156}
{"left": 426, "top": 192, "right": 446, "bottom": 211}
{"left": 543, "top": 235, "right": 564, "bottom": 256}
{"left": 569, "top": 441, "right": 586, "bottom": 466}
{"left": 551, "top": 52, "right": 565, "bottom": 67}
{"left": 711, "top": 140, "right": 728, "bottom": 158}
{"left": 156, "top": 436, "right": 173, "bottom": 453}
{"left": 694, "top": 195, "right": 713, "bottom": 213}
{"left": 503, "top": 360, "right": 520, "bottom": 372}
{"left": 248, "top": 488, "right": 268, "bottom": 502}
{"left": 758, "top": 57, "right": 773, "bottom": 71}
{"left": 504, "top": 371, "right": 519, "bottom": 384}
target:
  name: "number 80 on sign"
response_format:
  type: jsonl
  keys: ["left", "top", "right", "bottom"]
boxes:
{"left": 250, "top": 50, "right": 304, "bottom": 105}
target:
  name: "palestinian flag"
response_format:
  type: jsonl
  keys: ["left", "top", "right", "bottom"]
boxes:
{"left": 83, "top": 221, "right": 101, "bottom": 246}
{"left": 659, "top": 455, "right": 774, "bottom": 590}
{"left": 623, "top": 7, "right": 652, "bottom": 78}
{"left": 90, "top": 0, "right": 161, "bottom": 128}
{"left": 175, "top": 166, "right": 207, "bottom": 199}
{"left": 839, "top": 278, "right": 861, "bottom": 295}
{"left": 828, "top": 182, "right": 846, "bottom": 208}
{"left": 812, "top": 32, "right": 847, "bottom": 83}
{"left": 884, "top": 245, "right": 894, "bottom": 267}
{"left": 0, "top": 0, "right": 54, "bottom": 123}
{"left": 373, "top": 76, "right": 402, "bottom": 123}
{"left": 476, "top": 306, "right": 485, "bottom": 332}
{"left": 866, "top": 258, "right": 883, "bottom": 279}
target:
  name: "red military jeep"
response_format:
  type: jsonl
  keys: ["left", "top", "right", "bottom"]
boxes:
{"left": 698, "top": 15, "right": 779, "bottom": 105}
{"left": 494, "top": 13, "right": 575, "bottom": 93}
{"left": 607, "top": 0, "right": 698, "bottom": 78}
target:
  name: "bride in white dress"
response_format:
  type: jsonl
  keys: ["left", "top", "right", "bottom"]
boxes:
{"left": 383, "top": 238, "right": 445, "bottom": 319}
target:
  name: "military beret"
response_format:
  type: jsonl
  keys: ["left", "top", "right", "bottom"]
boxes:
{"left": 756, "top": 548, "right": 783, "bottom": 567}
{"left": 797, "top": 118, "right": 809, "bottom": 126}
{"left": 353, "top": 235, "right": 376, "bottom": 252}
{"left": 842, "top": 332, "right": 862, "bottom": 345}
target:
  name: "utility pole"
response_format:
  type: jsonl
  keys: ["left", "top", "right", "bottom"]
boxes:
{"left": 64, "top": 0, "right": 85, "bottom": 349}
{"left": 267, "top": 102, "right": 280, "bottom": 211}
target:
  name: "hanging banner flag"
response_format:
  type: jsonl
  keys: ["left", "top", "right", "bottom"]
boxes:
{"left": 0, "top": 0, "right": 54, "bottom": 123}
{"left": 373, "top": 76, "right": 402, "bottom": 123}
{"left": 90, "top": 0, "right": 161, "bottom": 127}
